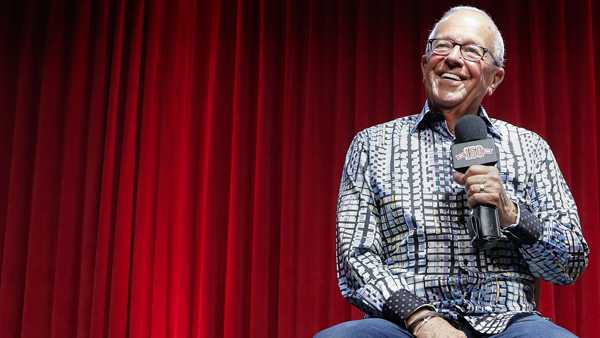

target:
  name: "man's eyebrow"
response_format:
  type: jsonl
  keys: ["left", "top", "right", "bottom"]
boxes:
{"left": 435, "top": 36, "right": 485, "bottom": 46}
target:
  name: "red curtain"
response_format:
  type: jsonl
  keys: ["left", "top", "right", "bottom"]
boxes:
{"left": 1, "top": 0, "right": 599, "bottom": 337}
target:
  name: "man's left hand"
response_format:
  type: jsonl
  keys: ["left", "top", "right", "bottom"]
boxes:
{"left": 453, "top": 165, "right": 518, "bottom": 227}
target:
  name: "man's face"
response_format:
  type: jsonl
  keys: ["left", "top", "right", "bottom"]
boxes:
{"left": 421, "top": 12, "right": 505, "bottom": 113}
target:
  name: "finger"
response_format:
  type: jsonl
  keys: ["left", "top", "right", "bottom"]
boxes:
{"left": 467, "top": 183, "right": 480, "bottom": 197}
{"left": 464, "top": 165, "right": 499, "bottom": 177}
{"left": 467, "top": 182, "right": 496, "bottom": 197}
{"left": 465, "top": 174, "right": 488, "bottom": 188}
{"left": 467, "top": 179, "right": 502, "bottom": 193}
{"left": 453, "top": 171, "right": 466, "bottom": 185}
{"left": 464, "top": 165, "right": 487, "bottom": 177}
{"left": 467, "top": 192, "right": 501, "bottom": 208}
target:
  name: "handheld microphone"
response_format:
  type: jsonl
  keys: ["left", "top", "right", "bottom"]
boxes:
{"left": 451, "top": 115, "right": 501, "bottom": 249}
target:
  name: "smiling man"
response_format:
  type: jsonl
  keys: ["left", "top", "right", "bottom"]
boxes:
{"left": 314, "top": 6, "right": 588, "bottom": 338}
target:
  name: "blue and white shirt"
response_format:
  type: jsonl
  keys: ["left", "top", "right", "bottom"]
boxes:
{"left": 335, "top": 103, "right": 589, "bottom": 334}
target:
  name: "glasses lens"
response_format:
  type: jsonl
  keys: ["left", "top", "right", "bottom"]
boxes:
{"left": 431, "top": 39, "right": 453, "bottom": 54}
{"left": 461, "top": 44, "right": 485, "bottom": 61}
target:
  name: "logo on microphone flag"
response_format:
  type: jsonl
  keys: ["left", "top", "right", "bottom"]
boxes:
{"left": 455, "top": 145, "right": 494, "bottom": 161}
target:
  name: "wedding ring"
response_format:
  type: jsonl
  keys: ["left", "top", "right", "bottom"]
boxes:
{"left": 479, "top": 183, "right": 485, "bottom": 193}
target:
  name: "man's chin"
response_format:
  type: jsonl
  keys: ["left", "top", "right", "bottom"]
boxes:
{"left": 429, "top": 96, "right": 466, "bottom": 110}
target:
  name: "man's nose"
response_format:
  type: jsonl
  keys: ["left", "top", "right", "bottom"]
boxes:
{"left": 445, "top": 45, "right": 464, "bottom": 66}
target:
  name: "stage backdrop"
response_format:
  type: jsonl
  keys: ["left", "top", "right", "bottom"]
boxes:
{"left": 1, "top": 0, "right": 599, "bottom": 337}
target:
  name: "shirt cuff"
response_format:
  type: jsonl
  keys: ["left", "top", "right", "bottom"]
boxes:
{"left": 381, "top": 289, "right": 435, "bottom": 325}
{"left": 501, "top": 203, "right": 543, "bottom": 245}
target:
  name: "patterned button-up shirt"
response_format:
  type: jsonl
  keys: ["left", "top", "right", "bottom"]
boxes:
{"left": 335, "top": 103, "right": 589, "bottom": 334}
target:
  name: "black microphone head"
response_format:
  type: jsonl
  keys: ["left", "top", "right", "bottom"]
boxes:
{"left": 454, "top": 115, "right": 488, "bottom": 142}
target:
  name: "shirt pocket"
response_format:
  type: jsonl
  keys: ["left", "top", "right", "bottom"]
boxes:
{"left": 379, "top": 195, "right": 417, "bottom": 237}
{"left": 379, "top": 195, "right": 418, "bottom": 266}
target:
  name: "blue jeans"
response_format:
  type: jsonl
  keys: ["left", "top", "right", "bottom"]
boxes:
{"left": 313, "top": 314, "right": 577, "bottom": 338}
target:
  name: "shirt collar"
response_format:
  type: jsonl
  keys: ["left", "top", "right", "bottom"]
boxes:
{"left": 410, "top": 101, "right": 503, "bottom": 140}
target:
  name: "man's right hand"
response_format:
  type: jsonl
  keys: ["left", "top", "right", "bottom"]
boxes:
{"left": 413, "top": 316, "right": 467, "bottom": 338}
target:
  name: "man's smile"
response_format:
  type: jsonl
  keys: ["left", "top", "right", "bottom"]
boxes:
{"left": 439, "top": 72, "right": 464, "bottom": 82}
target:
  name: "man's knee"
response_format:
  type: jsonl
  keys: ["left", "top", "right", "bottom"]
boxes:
{"left": 313, "top": 318, "right": 411, "bottom": 338}
{"left": 314, "top": 321, "right": 363, "bottom": 338}
{"left": 313, "top": 320, "right": 376, "bottom": 338}
{"left": 502, "top": 315, "right": 578, "bottom": 338}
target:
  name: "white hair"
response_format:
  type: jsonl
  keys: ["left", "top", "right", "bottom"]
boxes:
{"left": 426, "top": 6, "right": 505, "bottom": 67}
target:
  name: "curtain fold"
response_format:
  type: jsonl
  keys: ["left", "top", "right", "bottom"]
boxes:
{"left": 1, "top": 0, "right": 599, "bottom": 337}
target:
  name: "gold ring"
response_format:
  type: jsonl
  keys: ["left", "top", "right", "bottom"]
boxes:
{"left": 479, "top": 183, "right": 485, "bottom": 193}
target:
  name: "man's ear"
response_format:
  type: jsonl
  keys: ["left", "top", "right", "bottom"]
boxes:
{"left": 487, "top": 67, "right": 505, "bottom": 96}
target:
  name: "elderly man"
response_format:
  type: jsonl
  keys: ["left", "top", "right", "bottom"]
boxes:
{"left": 315, "top": 6, "right": 589, "bottom": 338}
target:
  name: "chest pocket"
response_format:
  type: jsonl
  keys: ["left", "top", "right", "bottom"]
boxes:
{"left": 378, "top": 195, "right": 420, "bottom": 265}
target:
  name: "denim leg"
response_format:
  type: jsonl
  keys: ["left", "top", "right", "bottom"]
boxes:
{"left": 313, "top": 318, "right": 414, "bottom": 338}
{"left": 491, "top": 314, "right": 577, "bottom": 338}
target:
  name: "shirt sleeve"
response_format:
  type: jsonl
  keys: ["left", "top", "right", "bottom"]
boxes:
{"left": 502, "top": 138, "right": 589, "bottom": 284}
{"left": 336, "top": 131, "right": 434, "bottom": 323}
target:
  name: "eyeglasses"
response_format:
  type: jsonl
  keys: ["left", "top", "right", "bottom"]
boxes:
{"left": 427, "top": 38, "right": 500, "bottom": 66}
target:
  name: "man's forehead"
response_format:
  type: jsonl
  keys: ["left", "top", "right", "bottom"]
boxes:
{"left": 434, "top": 11, "right": 495, "bottom": 45}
